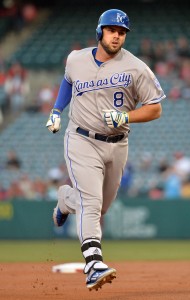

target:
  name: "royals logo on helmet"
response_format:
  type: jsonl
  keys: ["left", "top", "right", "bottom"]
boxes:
{"left": 117, "top": 13, "right": 125, "bottom": 23}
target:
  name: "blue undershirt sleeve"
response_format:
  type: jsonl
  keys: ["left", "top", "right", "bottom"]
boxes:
{"left": 53, "top": 77, "right": 72, "bottom": 112}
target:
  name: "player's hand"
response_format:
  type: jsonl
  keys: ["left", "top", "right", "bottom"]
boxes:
{"left": 46, "top": 109, "right": 61, "bottom": 133}
{"left": 103, "top": 109, "right": 129, "bottom": 128}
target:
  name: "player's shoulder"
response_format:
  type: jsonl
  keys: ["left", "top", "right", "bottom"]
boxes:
{"left": 121, "top": 48, "right": 149, "bottom": 72}
{"left": 67, "top": 47, "right": 94, "bottom": 61}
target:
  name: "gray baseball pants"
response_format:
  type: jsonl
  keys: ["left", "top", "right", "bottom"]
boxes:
{"left": 63, "top": 121, "right": 128, "bottom": 243}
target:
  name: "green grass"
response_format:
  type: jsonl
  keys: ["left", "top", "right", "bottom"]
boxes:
{"left": 0, "top": 240, "right": 190, "bottom": 262}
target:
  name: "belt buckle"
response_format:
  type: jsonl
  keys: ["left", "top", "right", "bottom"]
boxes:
{"left": 105, "top": 136, "right": 111, "bottom": 143}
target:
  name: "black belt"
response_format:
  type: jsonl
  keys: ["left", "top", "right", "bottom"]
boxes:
{"left": 76, "top": 127, "right": 125, "bottom": 143}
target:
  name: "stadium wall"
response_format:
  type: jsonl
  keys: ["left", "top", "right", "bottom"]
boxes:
{"left": 0, "top": 199, "right": 190, "bottom": 239}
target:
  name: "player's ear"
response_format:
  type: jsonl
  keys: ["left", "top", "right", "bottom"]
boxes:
{"left": 100, "top": 26, "right": 106, "bottom": 40}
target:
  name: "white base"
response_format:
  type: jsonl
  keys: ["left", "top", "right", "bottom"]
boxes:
{"left": 52, "top": 262, "right": 85, "bottom": 274}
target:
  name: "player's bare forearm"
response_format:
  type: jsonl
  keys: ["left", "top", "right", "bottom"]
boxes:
{"left": 103, "top": 103, "right": 162, "bottom": 128}
{"left": 128, "top": 103, "right": 162, "bottom": 123}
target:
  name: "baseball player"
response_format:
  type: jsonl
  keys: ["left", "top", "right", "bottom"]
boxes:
{"left": 46, "top": 9, "right": 165, "bottom": 291}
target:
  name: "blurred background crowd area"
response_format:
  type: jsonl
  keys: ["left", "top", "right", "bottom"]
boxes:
{"left": 0, "top": 0, "right": 190, "bottom": 201}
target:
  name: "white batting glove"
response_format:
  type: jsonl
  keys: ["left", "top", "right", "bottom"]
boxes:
{"left": 46, "top": 109, "right": 61, "bottom": 133}
{"left": 103, "top": 109, "right": 129, "bottom": 128}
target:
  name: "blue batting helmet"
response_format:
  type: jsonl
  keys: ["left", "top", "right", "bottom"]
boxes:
{"left": 96, "top": 9, "right": 130, "bottom": 41}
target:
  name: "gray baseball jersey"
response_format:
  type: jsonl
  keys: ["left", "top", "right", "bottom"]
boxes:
{"left": 58, "top": 47, "right": 165, "bottom": 243}
{"left": 65, "top": 47, "right": 165, "bottom": 135}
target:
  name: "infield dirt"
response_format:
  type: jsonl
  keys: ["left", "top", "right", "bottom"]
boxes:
{"left": 0, "top": 261, "right": 190, "bottom": 300}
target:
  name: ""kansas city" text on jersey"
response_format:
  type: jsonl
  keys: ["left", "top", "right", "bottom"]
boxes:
{"left": 74, "top": 72, "right": 132, "bottom": 96}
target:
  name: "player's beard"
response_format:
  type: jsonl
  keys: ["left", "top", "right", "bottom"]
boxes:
{"left": 100, "top": 39, "right": 123, "bottom": 55}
